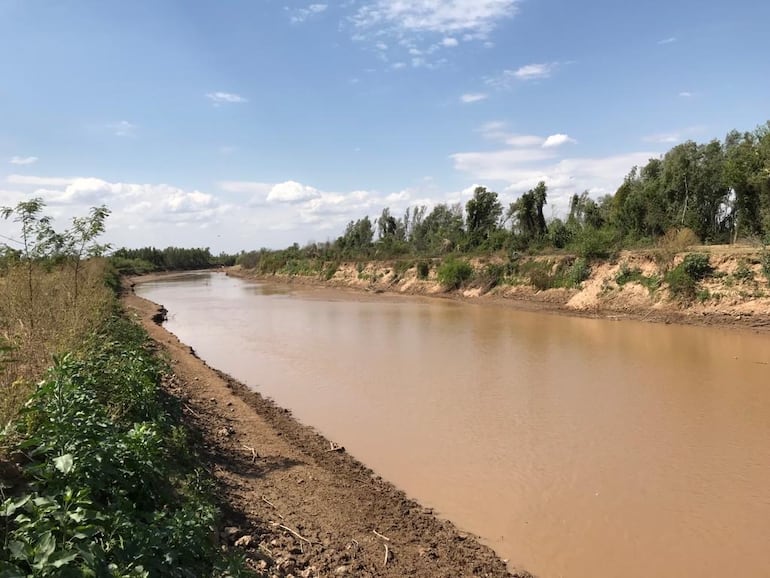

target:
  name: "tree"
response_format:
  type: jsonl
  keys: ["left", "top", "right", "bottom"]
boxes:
{"left": 61, "top": 205, "right": 111, "bottom": 302}
{"left": 1, "top": 198, "right": 57, "bottom": 328}
{"left": 465, "top": 187, "right": 502, "bottom": 248}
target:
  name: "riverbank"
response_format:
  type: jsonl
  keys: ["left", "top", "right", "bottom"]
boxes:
{"left": 123, "top": 281, "right": 527, "bottom": 578}
{"left": 227, "top": 247, "right": 770, "bottom": 333}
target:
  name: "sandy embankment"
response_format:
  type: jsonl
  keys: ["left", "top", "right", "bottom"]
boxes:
{"left": 226, "top": 248, "right": 770, "bottom": 334}
{"left": 122, "top": 281, "right": 528, "bottom": 578}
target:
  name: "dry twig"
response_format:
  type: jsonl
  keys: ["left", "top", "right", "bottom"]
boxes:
{"left": 373, "top": 529, "right": 391, "bottom": 542}
{"left": 383, "top": 544, "right": 390, "bottom": 567}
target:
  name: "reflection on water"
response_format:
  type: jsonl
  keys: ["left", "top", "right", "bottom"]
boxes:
{"left": 137, "top": 272, "right": 770, "bottom": 578}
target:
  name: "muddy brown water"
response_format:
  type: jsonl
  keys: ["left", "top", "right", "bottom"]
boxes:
{"left": 137, "top": 272, "right": 770, "bottom": 578}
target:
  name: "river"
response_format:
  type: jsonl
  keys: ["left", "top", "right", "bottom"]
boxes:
{"left": 136, "top": 272, "right": 770, "bottom": 578}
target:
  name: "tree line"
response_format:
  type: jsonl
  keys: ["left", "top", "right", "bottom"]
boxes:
{"left": 238, "top": 120, "right": 770, "bottom": 271}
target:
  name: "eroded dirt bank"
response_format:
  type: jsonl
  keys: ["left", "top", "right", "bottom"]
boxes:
{"left": 227, "top": 247, "right": 770, "bottom": 333}
{"left": 122, "top": 285, "right": 527, "bottom": 578}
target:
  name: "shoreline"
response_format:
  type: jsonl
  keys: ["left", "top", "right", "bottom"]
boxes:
{"left": 224, "top": 266, "right": 770, "bottom": 335}
{"left": 123, "top": 279, "right": 528, "bottom": 578}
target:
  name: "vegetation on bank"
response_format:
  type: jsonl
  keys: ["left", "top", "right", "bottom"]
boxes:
{"left": 1, "top": 200, "right": 252, "bottom": 577}
{"left": 110, "top": 247, "right": 236, "bottom": 276}
{"left": 233, "top": 121, "right": 770, "bottom": 303}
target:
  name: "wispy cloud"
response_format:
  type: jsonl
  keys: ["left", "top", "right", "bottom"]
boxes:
{"left": 206, "top": 92, "right": 248, "bottom": 106}
{"left": 485, "top": 62, "right": 558, "bottom": 89}
{"left": 107, "top": 120, "right": 136, "bottom": 137}
{"left": 289, "top": 3, "right": 328, "bottom": 24}
{"left": 460, "top": 93, "right": 488, "bottom": 104}
{"left": 9, "top": 156, "right": 38, "bottom": 165}
{"left": 351, "top": 0, "right": 518, "bottom": 67}
{"left": 658, "top": 37, "right": 677, "bottom": 45}
{"left": 678, "top": 91, "right": 693, "bottom": 98}
{"left": 352, "top": 0, "right": 518, "bottom": 35}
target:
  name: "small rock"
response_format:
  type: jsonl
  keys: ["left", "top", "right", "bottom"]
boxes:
{"left": 334, "top": 565, "right": 350, "bottom": 575}
{"left": 234, "top": 535, "right": 253, "bottom": 548}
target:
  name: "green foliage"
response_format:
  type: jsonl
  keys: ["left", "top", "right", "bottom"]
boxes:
{"left": 664, "top": 256, "right": 711, "bottom": 301}
{"left": 572, "top": 227, "right": 619, "bottom": 260}
{"left": 0, "top": 316, "right": 251, "bottom": 577}
{"left": 733, "top": 261, "right": 755, "bottom": 283}
{"left": 761, "top": 251, "right": 770, "bottom": 282}
{"left": 567, "top": 258, "right": 590, "bottom": 287}
{"left": 465, "top": 187, "right": 503, "bottom": 248}
{"left": 436, "top": 258, "right": 473, "bottom": 289}
{"left": 681, "top": 253, "right": 713, "bottom": 280}
{"left": 416, "top": 261, "right": 430, "bottom": 280}
{"left": 615, "top": 264, "right": 661, "bottom": 294}
{"left": 111, "top": 247, "right": 217, "bottom": 272}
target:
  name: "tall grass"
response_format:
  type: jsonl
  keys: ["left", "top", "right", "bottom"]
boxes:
{"left": 0, "top": 259, "right": 114, "bottom": 428}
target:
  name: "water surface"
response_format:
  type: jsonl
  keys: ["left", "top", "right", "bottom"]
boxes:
{"left": 137, "top": 272, "right": 770, "bottom": 578}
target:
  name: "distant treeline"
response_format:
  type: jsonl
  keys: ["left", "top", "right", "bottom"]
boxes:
{"left": 111, "top": 246, "right": 236, "bottom": 274}
{"left": 238, "top": 121, "right": 770, "bottom": 273}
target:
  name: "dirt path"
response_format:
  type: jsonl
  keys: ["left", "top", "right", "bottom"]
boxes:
{"left": 122, "top": 287, "right": 528, "bottom": 578}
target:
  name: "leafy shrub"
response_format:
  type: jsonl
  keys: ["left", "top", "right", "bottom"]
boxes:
{"left": 681, "top": 253, "right": 712, "bottom": 280}
{"left": 733, "top": 261, "right": 755, "bottom": 283}
{"left": 0, "top": 316, "right": 249, "bottom": 577}
{"left": 416, "top": 261, "right": 430, "bottom": 280}
{"left": 665, "top": 264, "right": 700, "bottom": 301}
{"left": 324, "top": 261, "right": 339, "bottom": 280}
{"left": 566, "top": 258, "right": 590, "bottom": 287}
{"left": 761, "top": 251, "right": 770, "bottom": 282}
{"left": 478, "top": 263, "right": 505, "bottom": 289}
{"left": 573, "top": 227, "right": 619, "bottom": 259}
{"left": 437, "top": 258, "right": 473, "bottom": 289}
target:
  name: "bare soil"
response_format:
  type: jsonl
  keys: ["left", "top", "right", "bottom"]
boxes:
{"left": 123, "top": 284, "right": 528, "bottom": 578}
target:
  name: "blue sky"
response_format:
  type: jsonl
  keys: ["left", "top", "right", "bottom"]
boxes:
{"left": 1, "top": 0, "right": 768, "bottom": 251}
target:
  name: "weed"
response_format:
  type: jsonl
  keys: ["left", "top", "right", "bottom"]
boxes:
{"left": 437, "top": 258, "right": 473, "bottom": 289}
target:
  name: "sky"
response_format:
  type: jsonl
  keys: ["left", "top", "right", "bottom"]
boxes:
{"left": 1, "top": 0, "right": 769, "bottom": 252}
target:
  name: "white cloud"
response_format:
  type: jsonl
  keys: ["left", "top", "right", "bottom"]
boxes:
{"left": 290, "top": 3, "right": 328, "bottom": 24}
{"left": 452, "top": 125, "right": 658, "bottom": 213}
{"left": 460, "top": 92, "right": 488, "bottom": 103}
{"left": 353, "top": 0, "right": 518, "bottom": 35}
{"left": 485, "top": 62, "right": 558, "bottom": 88}
{"left": 206, "top": 92, "right": 248, "bottom": 105}
{"left": 267, "top": 181, "right": 322, "bottom": 203}
{"left": 351, "top": 0, "right": 518, "bottom": 67}
{"left": 108, "top": 120, "right": 136, "bottom": 137}
{"left": 542, "top": 133, "right": 576, "bottom": 148}
{"left": 658, "top": 37, "right": 677, "bottom": 45}
{"left": 9, "top": 156, "right": 38, "bottom": 165}
{"left": 512, "top": 62, "right": 555, "bottom": 80}
{"left": 678, "top": 91, "right": 693, "bottom": 98}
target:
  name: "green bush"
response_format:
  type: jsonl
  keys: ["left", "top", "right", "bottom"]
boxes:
{"left": 416, "top": 261, "right": 430, "bottom": 280}
{"left": 761, "top": 251, "right": 770, "bottom": 282}
{"left": 566, "top": 258, "right": 590, "bottom": 287}
{"left": 437, "top": 258, "right": 473, "bottom": 289}
{"left": 616, "top": 264, "right": 662, "bottom": 294}
{"left": 733, "top": 261, "right": 755, "bottom": 283}
{"left": 573, "top": 227, "right": 619, "bottom": 260}
{"left": 681, "top": 253, "right": 712, "bottom": 280}
{"left": 665, "top": 265, "right": 697, "bottom": 301}
{"left": 0, "top": 316, "right": 251, "bottom": 577}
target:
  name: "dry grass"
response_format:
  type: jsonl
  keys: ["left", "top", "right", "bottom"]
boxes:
{"left": 0, "top": 258, "right": 114, "bottom": 428}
